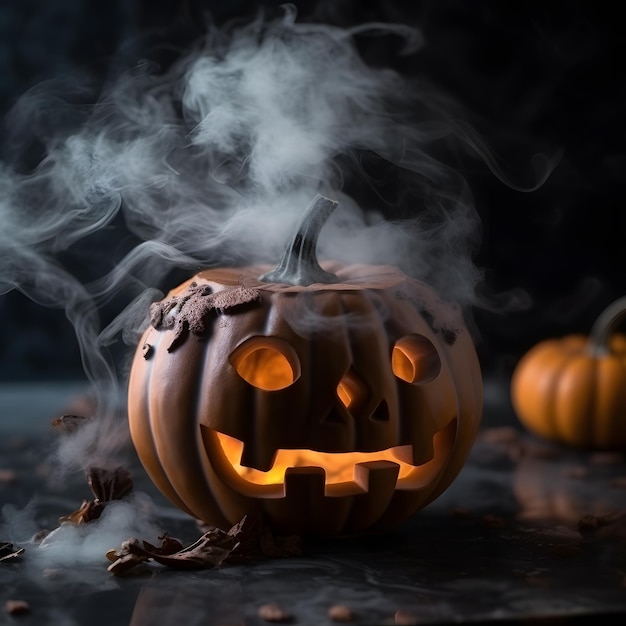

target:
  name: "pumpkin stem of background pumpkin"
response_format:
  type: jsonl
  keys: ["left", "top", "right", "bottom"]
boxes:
{"left": 587, "top": 296, "right": 626, "bottom": 355}
{"left": 259, "top": 194, "right": 340, "bottom": 286}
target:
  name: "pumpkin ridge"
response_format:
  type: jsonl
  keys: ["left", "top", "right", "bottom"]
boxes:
{"left": 143, "top": 332, "right": 196, "bottom": 516}
{"left": 417, "top": 309, "right": 482, "bottom": 509}
{"left": 528, "top": 342, "right": 574, "bottom": 441}
{"left": 614, "top": 354, "right": 626, "bottom": 445}
{"left": 151, "top": 331, "right": 229, "bottom": 526}
{"left": 590, "top": 355, "right": 600, "bottom": 448}
{"left": 195, "top": 330, "right": 243, "bottom": 525}
{"left": 554, "top": 355, "right": 594, "bottom": 447}
{"left": 545, "top": 345, "right": 573, "bottom": 443}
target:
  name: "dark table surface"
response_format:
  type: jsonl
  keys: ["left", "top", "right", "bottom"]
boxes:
{"left": 1, "top": 377, "right": 626, "bottom": 625}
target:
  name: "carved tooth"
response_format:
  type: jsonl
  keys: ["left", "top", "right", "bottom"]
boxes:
{"left": 239, "top": 443, "right": 276, "bottom": 472}
{"left": 354, "top": 460, "right": 399, "bottom": 494}
{"left": 284, "top": 466, "right": 326, "bottom": 500}
{"left": 392, "top": 440, "right": 435, "bottom": 466}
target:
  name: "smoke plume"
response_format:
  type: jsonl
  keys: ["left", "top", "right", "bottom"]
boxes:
{"left": 0, "top": 7, "right": 556, "bottom": 473}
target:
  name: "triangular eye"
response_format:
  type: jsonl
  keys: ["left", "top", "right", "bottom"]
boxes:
{"left": 230, "top": 337, "right": 301, "bottom": 390}
{"left": 392, "top": 334, "right": 440, "bottom": 384}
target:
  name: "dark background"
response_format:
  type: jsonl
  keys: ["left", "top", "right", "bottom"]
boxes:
{"left": 0, "top": 0, "right": 624, "bottom": 382}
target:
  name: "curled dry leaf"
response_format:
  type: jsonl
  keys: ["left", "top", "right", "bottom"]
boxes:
{"left": 60, "top": 466, "right": 133, "bottom": 525}
{"left": 0, "top": 542, "right": 25, "bottom": 563}
{"left": 51, "top": 414, "right": 94, "bottom": 435}
{"left": 59, "top": 499, "right": 105, "bottom": 525}
{"left": 141, "top": 533, "right": 185, "bottom": 556}
{"left": 106, "top": 515, "right": 303, "bottom": 576}
{"left": 143, "top": 529, "right": 236, "bottom": 570}
{"left": 225, "top": 514, "right": 303, "bottom": 564}
{"left": 107, "top": 531, "right": 236, "bottom": 576}
{"left": 87, "top": 466, "right": 133, "bottom": 502}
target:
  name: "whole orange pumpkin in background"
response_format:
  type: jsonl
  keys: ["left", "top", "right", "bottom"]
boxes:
{"left": 127, "top": 196, "right": 483, "bottom": 535}
{"left": 511, "top": 297, "right": 626, "bottom": 450}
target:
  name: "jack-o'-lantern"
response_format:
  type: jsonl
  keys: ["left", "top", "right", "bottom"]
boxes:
{"left": 127, "top": 196, "right": 483, "bottom": 535}
{"left": 511, "top": 298, "right": 626, "bottom": 450}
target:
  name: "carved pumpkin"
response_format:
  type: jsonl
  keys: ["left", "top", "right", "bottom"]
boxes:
{"left": 511, "top": 298, "right": 626, "bottom": 450}
{"left": 127, "top": 196, "right": 483, "bottom": 535}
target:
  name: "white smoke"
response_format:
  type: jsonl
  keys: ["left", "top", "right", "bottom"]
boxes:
{"left": 0, "top": 6, "right": 557, "bottom": 472}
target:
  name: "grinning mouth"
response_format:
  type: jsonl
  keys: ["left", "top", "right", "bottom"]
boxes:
{"left": 200, "top": 419, "right": 457, "bottom": 499}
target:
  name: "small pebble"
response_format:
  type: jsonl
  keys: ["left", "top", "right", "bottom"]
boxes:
{"left": 5, "top": 600, "right": 30, "bottom": 616}
{"left": 257, "top": 603, "right": 292, "bottom": 623}
{"left": 0, "top": 469, "right": 17, "bottom": 484}
{"left": 590, "top": 452, "right": 624, "bottom": 466}
{"left": 394, "top": 609, "right": 418, "bottom": 625}
{"left": 328, "top": 604, "right": 354, "bottom": 622}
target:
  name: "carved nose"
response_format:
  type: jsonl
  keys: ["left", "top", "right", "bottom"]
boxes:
{"left": 336, "top": 367, "right": 369, "bottom": 417}
{"left": 323, "top": 367, "right": 389, "bottom": 425}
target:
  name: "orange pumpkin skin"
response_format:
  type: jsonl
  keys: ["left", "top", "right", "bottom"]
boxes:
{"left": 127, "top": 261, "right": 482, "bottom": 535}
{"left": 511, "top": 333, "right": 626, "bottom": 450}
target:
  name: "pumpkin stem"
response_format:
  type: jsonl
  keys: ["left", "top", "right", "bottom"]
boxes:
{"left": 260, "top": 194, "right": 340, "bottom": 286}
{"left": 587, "top": 296, "right": 626, "bottom": 355}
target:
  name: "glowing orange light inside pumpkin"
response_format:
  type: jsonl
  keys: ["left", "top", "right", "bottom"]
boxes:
{"left": 336, "top": 381, "right": 352, "bottom": 407}
{"left": 221, "top": 333, "right": 449, "bottom": 491}
{"left": 336, "top": 367, "right": 368, "bottom": 412}
{"left": 230, "top": 337, "right": 300, "bottom": 391}
{"left": 392, "top": 335, "right": 441, "bottom": 384}
{"left": 216, "top": 432, "right": 415, "bottom": 485}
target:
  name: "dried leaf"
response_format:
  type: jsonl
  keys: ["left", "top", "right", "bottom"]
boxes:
{"left": 59, "top": 466, "right": 133, "bottom": 525}
{"left": 59, "top": 499, "right": 105, "bottom": 525}
{"left": 0, "top": 542, "right": 25, "bottom": 563}
{"left": 87, "top": 466, "right": 133, "bottom": 502}
{"left": 107, "top": 552, "right": 150, "bottom": 577}
{"left": 225, "top": 514, "right": 303, "bottom": 564}
{"left": 107, "top": 516, "right": 303, "bottom": 576}
{"left": 141, "top": 533, "right": 184, "bottom": 556}
{"left": 51, "top": 414, "right": 93, "bottom": 435}
{"left": 145, "top": 529, "right": 236, "bottom": 570}
{"left": 107, "top": 531, "right": 236, "bottom": 576}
